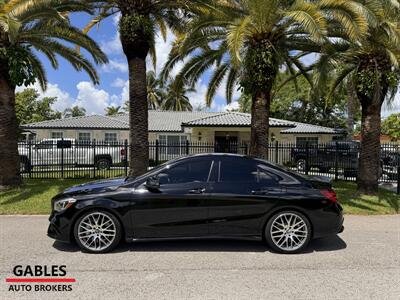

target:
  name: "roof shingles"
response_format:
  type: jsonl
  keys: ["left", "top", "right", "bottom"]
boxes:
{"left": 22, "top": 111, "right": 342, "bottom": 134}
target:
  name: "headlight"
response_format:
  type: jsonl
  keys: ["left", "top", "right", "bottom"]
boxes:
{"left": 53, "top": 198, "right": 76, "bottom": 212}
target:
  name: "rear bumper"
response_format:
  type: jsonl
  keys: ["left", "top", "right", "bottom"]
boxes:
{"left": 312, "top": 203, "right": 344, "bottom": 238}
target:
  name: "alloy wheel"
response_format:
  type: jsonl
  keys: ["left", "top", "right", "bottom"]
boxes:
{"left": 270, "top": 213, "right": 309, "bottom": 252}
{"left": 77, "top": 212, "right": 116, "bottom": 252}
{"left": 296, "top": 159, "right": 306, "bottom": 172}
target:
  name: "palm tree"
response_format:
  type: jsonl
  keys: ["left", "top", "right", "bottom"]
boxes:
{"left": 0, "top": 0, "right": 107, "bottom": 188}
{"left": 318, "top": 0, "right": 400, "bottom": 194}
{"left": 146, "top": 70, "right": 163, "bottom": 109}
{"left": 63, "top": 105, "right": 86, "bottom": 118}
{"left": 105, "top": 105, "right": 122, "bottom": 116}
{"left": 163, "top": 79, "right": 193, "bottom": 111}
{"left": 83, "top": 0, "right": 209, "bottom": 176}
{"left": 163, "top": 0, "right": 372, "bottom": 158}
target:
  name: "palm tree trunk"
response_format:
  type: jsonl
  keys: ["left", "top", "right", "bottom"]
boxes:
{"left": 0, "top": 62, "right": 21, "bottom": 188}
{"left": 119, "top": 12, "right": 150, "bottom": 176}
{"left": 249, "top": 88, "right": 271, "bottom": 159}
{"left": 126, "top": 57, "right": 149, "bottom": 176}
{"left": 356, "top": 93, "right": 383, "bottom": 195}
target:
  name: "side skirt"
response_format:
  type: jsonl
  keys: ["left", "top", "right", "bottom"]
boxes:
{"left": 125, "top": 235, "right": 262, "bottom": 243}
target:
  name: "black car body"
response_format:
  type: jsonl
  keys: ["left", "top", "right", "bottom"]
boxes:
{"left": 48, "top": 154, "right": 344, "bottom": 254}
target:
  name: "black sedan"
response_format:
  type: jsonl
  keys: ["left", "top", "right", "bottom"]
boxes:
{"left": 48, "top": 154, "right": 344, "bottom": 254}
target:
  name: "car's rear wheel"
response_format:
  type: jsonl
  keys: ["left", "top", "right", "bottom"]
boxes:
{"left": 96, "top": 158, "right": 111, "bottom": 170}
{"left": 19, "top": 158, "right": 31, "bottom": 173}
{"left": 74, "top": 210, "right": 121, "bottom": 253}
{"left": 296, "top": 159, "right": 306, "bottom": 172}
{"left": 265, "top": 211, "right": 311, "bottom": 254}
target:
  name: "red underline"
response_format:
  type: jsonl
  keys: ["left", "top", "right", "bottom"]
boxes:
{"left": 6, "top": 278, "right": 76, "bottom": 283}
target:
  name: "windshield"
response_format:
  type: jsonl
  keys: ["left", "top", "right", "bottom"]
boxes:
{"left": 124, "top": 156, "right": 186, "bottom": 184}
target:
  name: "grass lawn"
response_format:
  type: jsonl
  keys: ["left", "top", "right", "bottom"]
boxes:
{"left": 333, "top": 181, "right": 399, "bottom": 215}
{"left": 0, "top": 179, "right": 88, "bottom": 215}
{"left": 0, "top": 179, "right": 398, "bottom": 215}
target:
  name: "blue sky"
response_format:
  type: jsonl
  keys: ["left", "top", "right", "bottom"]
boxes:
{"left": 18, "top": 12, "right": 400, "bottom": 118}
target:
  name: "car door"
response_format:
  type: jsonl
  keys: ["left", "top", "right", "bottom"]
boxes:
{"left": 131, "top": 158, "right": 214, "bottom": 238}
{"left": 208, "top": 157, "right": 282, "bottom": 236}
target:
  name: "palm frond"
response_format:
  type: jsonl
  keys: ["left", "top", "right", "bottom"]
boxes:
{"left": 225, "top": 68, "right": 238, "bottom": 104}
{"left": 206, "top": 63, "right": 229, "bottom": 106}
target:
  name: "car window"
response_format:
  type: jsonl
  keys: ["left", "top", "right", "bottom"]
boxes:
{"left": 57, "top": 140, "right": 72, "bottom": 149}
{"left": 258, "top": 164, "right": 299, "bottom": 185}
{"left": 220, "top": 158, "right": 259, "bottom": 183}
{"left": 36, "top": 141, "right": 54, "bottom": 149}
{"left": 157, "top": 159, "right": 213, "bottom": 185}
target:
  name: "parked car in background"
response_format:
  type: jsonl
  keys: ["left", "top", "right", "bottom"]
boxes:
{"left": 291, "top": 141, "right": 359, "bottom": 173}
{"left": 18, "top": 139, "right": 124, "bottom": 172}
{"left": 291, "top": 141, "right": 385, "bottom": 178}
{"left": 381, "top": 150, "right": 400, "bottom": 180}
{"left": 48, "top": 153, "right": 344, "bottom": 254}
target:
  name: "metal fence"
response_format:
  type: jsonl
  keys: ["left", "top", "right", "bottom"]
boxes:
{"left": 19, "top": 139, "right": 400, "bottom": 192}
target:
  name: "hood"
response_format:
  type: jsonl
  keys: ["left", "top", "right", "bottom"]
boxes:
{"left": 63, "top": 178, "right": 127, "bottom": 195}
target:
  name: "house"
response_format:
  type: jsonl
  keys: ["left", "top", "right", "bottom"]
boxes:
{"left": 21, "top": 111, "right": 343, "bottom": 146}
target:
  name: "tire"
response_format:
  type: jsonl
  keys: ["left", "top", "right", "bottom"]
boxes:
{"left": 264, "top": 210, "right": 311, "bottom": 254}
{"left": 96, "top": 158, "right": 111, "bottom": 170}
{"left": 74, "top": 210, "right": 122, "bottom": 253}
{"left": 296, "top": 158, "right": 307, "bottom": 172}
{"left": 19, "top": 158, "right": 31, "bottom": 173}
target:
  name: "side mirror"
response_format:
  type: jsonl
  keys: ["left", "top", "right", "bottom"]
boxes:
{"left": 145, "top": 176, "right": 160, "bottom": 192}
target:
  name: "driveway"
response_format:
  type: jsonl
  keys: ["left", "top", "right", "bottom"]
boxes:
{"left": 0, "top": 215, "right": 399, "bottom": 299}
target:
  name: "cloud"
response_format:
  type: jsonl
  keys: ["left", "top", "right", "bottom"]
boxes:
{"left": 101, "top": 59, "right": 128, "bottom": 73}
{"left": 121, "top": 80, "right": 129, "bottom": 102}
{"left": 112, "top": 13, "right": 121, "bottom": 26}
{"left": 74, "top": 82, "right": 111, "bottom": 115}
{"left": 382, "top": 91, "right": 400, "bottom": 117}
{"left": 187, "top": 80, "right": 209, "bottom": 110}
{"left": 100, "top": 33, "right": 123, "bottom": 56}
{"left": 146, "top": 30, "right": 176, "bottom": 75}
{"left": 16, "top": 82, "right": 74, "bottom": 112}
{"left": 224, "top": 101, "right": 240, "bottom": 111}
{"left": 111, "top": 77, "right": 127, "bottom": 88}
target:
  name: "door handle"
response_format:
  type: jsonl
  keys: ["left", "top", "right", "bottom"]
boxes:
{"left": 188, "top": 188, "right": 206, "bottom": 194}
{"left": 251, "top": 190, "right": 269, "bottom": 195}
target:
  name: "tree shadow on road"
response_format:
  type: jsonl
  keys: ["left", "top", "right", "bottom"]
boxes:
{"left": 53, "top": 235, "right": 346, "bottom": 254}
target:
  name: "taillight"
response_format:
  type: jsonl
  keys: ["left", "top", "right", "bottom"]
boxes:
{"left": 320, "top": 189, "right": 337, "bottom": 203}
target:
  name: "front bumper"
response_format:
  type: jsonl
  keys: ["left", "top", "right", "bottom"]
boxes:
{"left": 47, "top": 212, "right": 73, "bottom": 243}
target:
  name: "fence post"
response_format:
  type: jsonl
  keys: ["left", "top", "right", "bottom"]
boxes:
{"left": 334, "top": 141, "right": 339, "bottom": 181}
{"left": 28, "top": 139, "right": 32, "bottom": 179}
{"left": 275, "top": 141, "right": 279, "bottom": 163}
{"left": 61, "top": 138, "right": 64, "bottom": 179}
{"left": 397, "top": 166, "right": 400, "bottom": 195}
{"left": 155, "top": 140, "right": 159, "bottom": 165}
{"left": 305, "top": 142, "right": 309, "bottom": 175}
{"left": 244, "top": 143, "right": 248, "bottom": 155}
{"left": 92, "top": 139, "right": 96, "bottom": 178}
{"left": 124, "top": 139, "right": 128, "bottom": 177}
{"left": 186, "top": 140, "right": 190, "bottom": 155}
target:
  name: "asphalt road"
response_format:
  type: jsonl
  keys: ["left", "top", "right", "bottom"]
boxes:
{"left": 0, "top": 215, "right": 399, "bottom": 300}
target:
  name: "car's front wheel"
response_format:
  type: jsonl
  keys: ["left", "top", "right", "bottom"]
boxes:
{"left": 265, "top": 211, "right": 311, "bottom": 254}
{"left": 74, "top": 210, "right": 122, "bottom": 253}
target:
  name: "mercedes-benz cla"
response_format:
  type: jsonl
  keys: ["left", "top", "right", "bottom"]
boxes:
{"left": 48, "top": 154, "right": 344, "bottom": 254}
